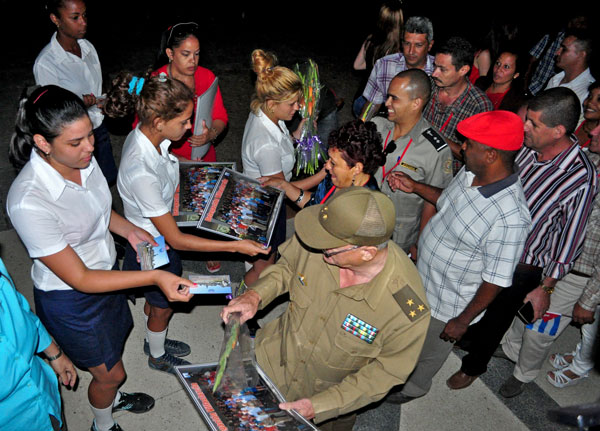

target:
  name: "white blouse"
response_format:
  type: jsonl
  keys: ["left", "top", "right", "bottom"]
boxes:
{"left": 241, "top": 109, "right": 295, "bottom": 181}
{"left": 7, "top": 151, "right": 116, "bottom": 291}
{"left": 117, "top": 126, "right": 179, "bottom": 238}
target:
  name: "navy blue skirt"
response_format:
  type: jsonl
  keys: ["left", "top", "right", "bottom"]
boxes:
{"left": 122, "top": 243, "right": 182, "bottom": 309}
{"left": 34, "top": 268, "right": 133, "bottom": 371}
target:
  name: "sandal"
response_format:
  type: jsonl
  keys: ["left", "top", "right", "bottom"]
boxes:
{"left": 548, "top": 351, "right": 575, "bottom": 369}
{"left": 206, "top": 261, "right": 221, "bottom": 273}
{"left": 546, "top": 366, "right": 588, "bottom": 388}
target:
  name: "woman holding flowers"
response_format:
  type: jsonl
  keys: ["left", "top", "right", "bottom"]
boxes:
{"left": 241, "top": 49, "right": 323, "bottom": 285}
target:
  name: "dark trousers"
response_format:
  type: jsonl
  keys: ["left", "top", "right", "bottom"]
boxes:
{"left": 459, "top": 264, "right": 543, "bottom": 376}
{"left": 93, "top": 122, "right": 117, "bottom": 186}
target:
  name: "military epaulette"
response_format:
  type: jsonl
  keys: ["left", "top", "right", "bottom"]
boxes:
{"left": 422, "top": 128, "right": 448, "bottom": 152}
{"left": 393, "top": 285, "right": 429, "bottom": 322}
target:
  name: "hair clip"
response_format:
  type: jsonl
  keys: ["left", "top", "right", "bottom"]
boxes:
{"left": 33, "top": 89, "right": 49, "bottom": 104}
{"left": 135, "top": 78, "right": 145, "bottom": 95}
{"left": 157, "top": 72, "right": 168, "bottom": 83}
{"left": 128, "top": 76, "right": 139, "bottom": 95}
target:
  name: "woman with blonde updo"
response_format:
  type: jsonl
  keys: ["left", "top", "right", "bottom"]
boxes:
{"left": 241, "top": 49, "right": 316, "bottom": 286}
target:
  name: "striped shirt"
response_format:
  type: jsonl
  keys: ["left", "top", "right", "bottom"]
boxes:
{"left": 418, "top": 169, "right": 532, "bottom": 323}
{"left": 362, "top": 53, "right": 435, "bottom": 105}
{"left": 517, "top": 144, "right": 598, "bottom": 280}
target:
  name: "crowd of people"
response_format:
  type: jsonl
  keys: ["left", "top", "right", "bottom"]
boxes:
{"left": 1, "top": 1, "right": 599, "bottom": 431}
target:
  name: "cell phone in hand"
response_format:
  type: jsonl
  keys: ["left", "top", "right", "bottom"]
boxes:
{"left": 517, "top": 301, "right": 535, "bottom": 324}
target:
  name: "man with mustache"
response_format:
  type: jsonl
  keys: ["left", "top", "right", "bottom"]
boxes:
{"left": 424, "top": 37, "right": 493, "bottom": 172}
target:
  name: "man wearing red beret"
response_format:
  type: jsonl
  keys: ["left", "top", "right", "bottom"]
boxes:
{"left": 384, "top": 110, "right": 532, "bottom": 402}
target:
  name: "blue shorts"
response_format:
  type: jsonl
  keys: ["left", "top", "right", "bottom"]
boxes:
{"left": 34, "top": 263, "right": 132, "bottom": 371}
{"left": 122, "top": 243, "right": 182, "bottom": 309}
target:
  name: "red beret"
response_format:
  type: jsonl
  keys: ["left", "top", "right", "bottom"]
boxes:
{"left": 457, "top": 110, "right": 524, "bottom": 151}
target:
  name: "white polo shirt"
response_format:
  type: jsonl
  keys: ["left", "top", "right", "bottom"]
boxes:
{"left": 7, "top": 151, "right": 116, "bottom": 291}
{"left": 33, "top": 33, "right": 104, "bottom": 129}
{"left": 241, "top": 109, "right": 295, "bottom": 181}
{"left": 117, "top": 126, "right": 179, "bottom": 238}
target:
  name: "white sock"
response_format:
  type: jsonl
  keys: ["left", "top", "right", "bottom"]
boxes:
{"left": 147, "top": 326, "right": 167, "bottom": 358}
{"left": 90, "top": 403, "right": 115, "bottom": 431}
{"left": 144, "top": 312, "right": 149, "bottom": 342}
{"left": 112, "top": 391, "right": 121, "bottom": 407}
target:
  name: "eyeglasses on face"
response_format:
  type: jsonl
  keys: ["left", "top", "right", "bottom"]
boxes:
{"left": 322, "top": 245, "right": 361, "bottom": 258}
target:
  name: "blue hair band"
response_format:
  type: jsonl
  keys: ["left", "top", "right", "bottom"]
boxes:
{"left": 135, "top": 78, "right": 145, "bottom": 95}
{"left": 128, "top": 76, "right": 139, "bottom": 95}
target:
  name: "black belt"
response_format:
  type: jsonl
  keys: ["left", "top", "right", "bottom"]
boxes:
{"left": 570, "top": 269, "right": 591, "bottom": 278}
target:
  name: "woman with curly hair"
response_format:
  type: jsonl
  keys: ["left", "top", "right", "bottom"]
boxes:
{"left": 261, "top": 120, "right": 385, "bottom": 208}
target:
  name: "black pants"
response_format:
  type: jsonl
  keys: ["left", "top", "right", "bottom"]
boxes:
{"left": 459, "top": 264, "right": 543, "bottom": 376}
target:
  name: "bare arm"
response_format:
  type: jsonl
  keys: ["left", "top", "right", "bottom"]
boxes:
{"left": 149, "top": 212, "right": 269, "bottom": 256}
{"left": 388, "top": 172, "right": 443, "bottom": 206}
{"left": 440, "top": 281, "right": 503, "bottom": 342}
{"left": 39, "top": 246, "right": 192, "bottom": 301}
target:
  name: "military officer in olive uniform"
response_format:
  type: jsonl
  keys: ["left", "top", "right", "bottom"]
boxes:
{"left": 222, "top": 188, "right": 430, "bottom": 430}
{"left": 373, "top": 69, "right": 453, "bottom": 254}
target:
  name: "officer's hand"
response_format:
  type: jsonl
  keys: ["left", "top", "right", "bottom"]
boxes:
{"left": 572, "top": 302, "right": 596, "bottom": 325}
{"left": 440, "top": 317, "right": 469, "bottom": 343}
{"left": 279, "top": 398, "right": 315, "bottom": 420}
{"left": 221, "top": 290, "right": 261, "bottom": 324}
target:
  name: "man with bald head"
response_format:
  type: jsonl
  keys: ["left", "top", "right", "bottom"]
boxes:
{"left": 373, "top": 69, "right": 453, "bottom": 254}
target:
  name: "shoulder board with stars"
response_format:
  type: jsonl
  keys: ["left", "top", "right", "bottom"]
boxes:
{"left": 422, "top": 128, "right": 448, "bottom": 152}
{"left": 393, "top": 285, "right": 429, "bottom": 322}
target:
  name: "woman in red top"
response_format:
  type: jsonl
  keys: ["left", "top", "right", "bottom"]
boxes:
{"left": 153, "top": 22, "right": 228, "bottom": 162}
{"left": 574, "top": 82, "right": 600, "bottom": 148}
{"left": 475, "top": 49, "right": 526, "bottom": 114}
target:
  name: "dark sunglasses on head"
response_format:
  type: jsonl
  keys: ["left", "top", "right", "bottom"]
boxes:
{"left": 166, "top": 22, "right": 199, "bottom": 46}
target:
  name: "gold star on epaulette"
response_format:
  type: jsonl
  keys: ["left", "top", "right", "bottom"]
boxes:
{"left": 393, "top": 285, "right": 430, "bottom": 322}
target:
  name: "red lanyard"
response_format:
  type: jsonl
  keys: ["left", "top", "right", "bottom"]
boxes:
{"left": 576, "top": 121, "right": 592, "bottom": 148}
{"left": 429, "top": 83, "right": 471, "bottom": 133}
{"left": 320, "top": 185, "right": 336, "bottom": 204}
{"left": 382, "top": 131, "right": 413, "bottom": 180}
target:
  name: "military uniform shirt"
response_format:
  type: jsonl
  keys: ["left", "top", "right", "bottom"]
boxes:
{"left": 373, "top": 116, "right": 453, "bottom": 251}
{"left": 251, "top": 236, "right": 430, "bottom": 423}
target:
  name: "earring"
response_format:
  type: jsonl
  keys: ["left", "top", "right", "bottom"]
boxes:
{"left": 351, "top": 175, "right": 356, "bottom": 186}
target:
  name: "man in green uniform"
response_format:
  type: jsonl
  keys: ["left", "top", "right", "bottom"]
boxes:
{"left": 222, "top": 188, "right": 430, "bottom": 430}
{"left": 373, "top": 69, "right": 453, "bottom": 255}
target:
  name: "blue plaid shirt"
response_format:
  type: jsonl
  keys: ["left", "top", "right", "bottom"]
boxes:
{"left": 528, "top": 32, "right": 564, "bottom": 95}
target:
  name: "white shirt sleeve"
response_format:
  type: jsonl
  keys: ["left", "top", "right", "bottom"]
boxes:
{"left": 9, "top": 202, "right": 68, "bottom": 258}
{"left": 127, "top": 173, "right": 172, "bottom": 219}
{"left": 253, "top": 144, "right": 285, "bottom": 177}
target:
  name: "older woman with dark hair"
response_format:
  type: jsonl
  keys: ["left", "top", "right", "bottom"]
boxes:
{"left": 261, "top": 119, "right": 385, "bottom": 208}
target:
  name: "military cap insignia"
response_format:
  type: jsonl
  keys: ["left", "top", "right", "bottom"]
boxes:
{"left": 393, "top": 285, "right": 429, "bottom": 322}
{"left": 422, "top": 128, "right": 448, "bottom": 152}
{"left": 341, "top": 313, "right": 379, "bottom": 344}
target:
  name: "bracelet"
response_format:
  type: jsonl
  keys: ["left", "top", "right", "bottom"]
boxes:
{"left": 46, "top": 346, "right": 63, "bottom": 362}
{"left": 209, "top": 126, "right": 219, "bottom": 140}
{"left": 540, "top": 284, "right": 554, "bottom": 295}
{"left": 295, "top": 189, "right": 305, "bottom": 204}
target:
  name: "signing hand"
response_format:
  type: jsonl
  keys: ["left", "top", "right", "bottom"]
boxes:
{"left": 388, "top": 172, "right": 416, "bottom": 193}
{"left": 221, "top": 290, "right": 261, "bottom": 324}
{"left": 279, "top": 398, "right": 315, "bottom": 420}
{"left": 49, "top": 352, "right": 78, "bottom": 388}
{"left": 572, "top": 303, "right": 596, "bottom": 325}
{"left": 524, "top": 286, "right": 550, "bottom": 322}
{"left": 154, "top": 271, "right": 194, "bottom": 302}
{"left": 235, "top": 239, "right": 271, "bottom": 257}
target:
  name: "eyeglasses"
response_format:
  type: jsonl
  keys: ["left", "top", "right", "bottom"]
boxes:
{"left": 166, "top": 22, "right": 199, "bottom": 46}
{"left": 322, "top": 245, "right": 361, "bottom": 258}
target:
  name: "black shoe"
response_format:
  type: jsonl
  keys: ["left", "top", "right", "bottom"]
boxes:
{"left": 143, "top": 338, "right": 191, "bottom": 357}
{"left": 112, "top": 391, "right": 155, "bottom": 414}
{"left": 148, "top": 352, "right": 191, "bottom": 375}
{"left": 492, "top": 346, "right": 515, "bottom": 363}
{"left": 384, "top": 387, "right": 415, "bottom": 404}
{"left": 91, "top": 420, "right": 123, "bottom": 431}
{"left": 499, "top": 376, "right": 526, "bottom": 398}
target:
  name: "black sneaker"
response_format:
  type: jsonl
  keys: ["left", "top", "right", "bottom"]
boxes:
{"left": 91, "top": 420, "right": 123, "bottom": 431}
{"left": 143, "top": 339, "right": 191, "bottom": 357}
{"left": 112, "top": 391, "right": 155, "bottom": 414}
{"left": 148, "top": 352, "right": 191, "bottom": 375}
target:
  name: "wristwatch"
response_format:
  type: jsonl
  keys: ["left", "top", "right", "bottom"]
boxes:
{"left": 540, "top": 283, "right": 554, "bottom": 294}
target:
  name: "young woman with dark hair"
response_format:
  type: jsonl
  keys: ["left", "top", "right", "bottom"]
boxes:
{"left": 7, "top": 85, "right": 193, "bottom": 431}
